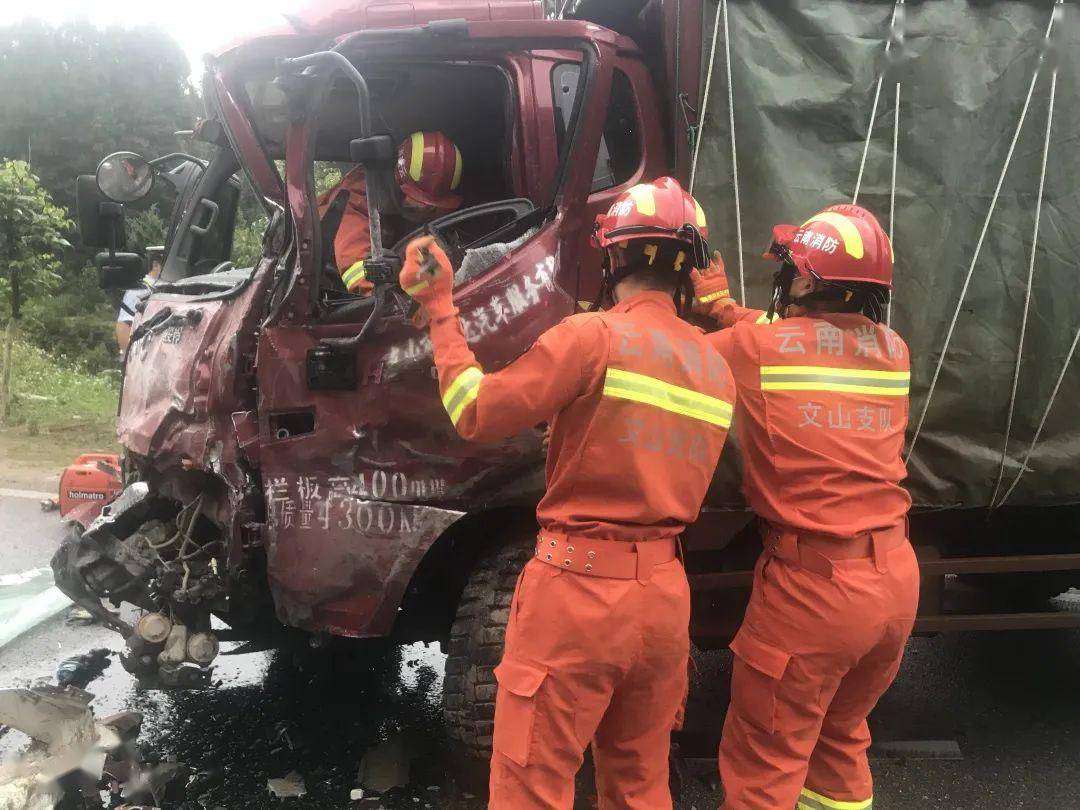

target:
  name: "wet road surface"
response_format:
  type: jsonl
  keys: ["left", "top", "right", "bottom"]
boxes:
{"left": 0, "top": 493, "right": 67, "bottom": 575}
{"left": 3, "top": 505, "right": 1080, "bottom": 808}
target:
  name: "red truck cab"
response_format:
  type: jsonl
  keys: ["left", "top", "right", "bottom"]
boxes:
{"left": 58, "top": 2, "right": 723, "bottom": 754}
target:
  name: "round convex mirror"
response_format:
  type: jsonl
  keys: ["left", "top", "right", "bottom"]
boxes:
{"left": 97, "top": 151, "right": 154, "bottom": 203}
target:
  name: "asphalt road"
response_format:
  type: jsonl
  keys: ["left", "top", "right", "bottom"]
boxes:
{"left": 0, "top": 491, "right": 66, "bottom": 576}
{"left": 3, "top": 500, "right": 1080, "bottom": 808}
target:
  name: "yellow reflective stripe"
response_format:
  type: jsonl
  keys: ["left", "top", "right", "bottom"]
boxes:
{"left": 409, "top": 132, "right": 425, "bottom": 181}
{"left": 603, "top": 367, "right": 732, "bottom": 428}
{"left": 628, "top": 184, "right": 656, "bottom": 216}
{"left": 451, "top": 144, "right": 463, "bottom": 190}
{"left": 762, "top": 365, "right": 909, "bottom": 380}
{"left": 341, "top": 260, "right": 366, "bottom": 288}
{"left": 697, "top": 289, "right": 730, "bottom": 304}
{"left": 755, "top": 312, "right": 781, "bottom": 324}
{"left": 404, "top": 279, "right": 430, "bottom": 297}
{"left": 799, "top": 787, "right": 872, "bottom": 810}
{"left": 442, "top": 366, "right": 484, "bottom": 425}
{"left": 760, "top": 365, "right": 909, "bottom": 396}
{"left": 801, "top": 212, "right": 864, "bottom": 259}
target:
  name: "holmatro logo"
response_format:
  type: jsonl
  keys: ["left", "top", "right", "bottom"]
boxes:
{"left": 68, "top": 491, "right": 106, "bottom": 501}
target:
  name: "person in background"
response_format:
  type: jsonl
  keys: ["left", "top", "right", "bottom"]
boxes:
{"left": 115, "top": 246, "right": 163, "bottom": 353}
{"left": 693, "top": 205, "right": 918, "bottom": 810}
{"left": 318, "top": 131, "right": 463, "bottom": 295}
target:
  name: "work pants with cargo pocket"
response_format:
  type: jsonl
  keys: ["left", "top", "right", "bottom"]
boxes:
{"left": 488, "top": 555, "right": 690, "bottom": 809}
{"left": 719, "top": 525, "right": 920, "bottom": 810}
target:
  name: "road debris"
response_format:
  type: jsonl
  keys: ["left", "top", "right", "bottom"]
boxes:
{"left": 0, "top": 685, "right": 119, "bottom": 808}
{"left": 56, "top": 648, "right": 112, "bottom": 688}
{"left": 267, "top": 769, "right": 308, "bottom": 798}
{"left": 357, "top": 732, "right": 418, "bottom": 794}
{"left": 65, "top": 605, "right": 96, "bottom": 626}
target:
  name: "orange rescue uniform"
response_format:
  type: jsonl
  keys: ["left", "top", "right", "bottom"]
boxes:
{"left": 427, "top": 290, "right": 735, "bottom": 808}
{"left": 705, "top": 302, "right": 919, "bottom": 810}
{"left": 316, "top": 166, "right": 374, "bottom": 293}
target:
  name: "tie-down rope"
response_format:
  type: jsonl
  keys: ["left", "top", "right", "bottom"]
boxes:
{"left": 690, "top": 0, "right": 745, "bottom": 303}
{"left": 886, "top": 80, "right": 900, "bottom": 328}
{"left": 997, "top": 313, "right": 1080, "bottom": 508}
{"left": 852, "top": 1, "right": 905, "bottom": 206}
{"left": 993, "top": 61, "right": 1060, "bottom": 508}
{"left": 904, "top": 2, "right": 1061, "bottom": 465}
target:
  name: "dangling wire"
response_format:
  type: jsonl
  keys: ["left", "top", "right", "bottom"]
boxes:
{"left": 991, "top": 56, "right": 1059, "bottom": 509}
{"left": 906, "top": 0, "right": 1061, "bottom": 465}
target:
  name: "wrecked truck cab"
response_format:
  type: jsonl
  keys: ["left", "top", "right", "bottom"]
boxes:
{"left": 247, "top": 21, "right": 664, "bottom": 641}
{"left": 55, "top": 8, "right": 673, "bottom": 717}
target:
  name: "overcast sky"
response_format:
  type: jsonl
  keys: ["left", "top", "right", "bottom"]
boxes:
{"left": 0, "top": 1, "right": 307, "bottom": 80}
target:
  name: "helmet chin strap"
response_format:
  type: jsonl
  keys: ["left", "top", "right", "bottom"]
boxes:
{"left": 768, "top": 262, "right": 799, "bottom": 321}
{"left": 590, "top": 256, "right": 696, "bottom": 321}
{"left": 589, "top": 253, "right": 627, "bottom": 312}
{"left": 769, "top": 261, "right": 890, "bottom": 323}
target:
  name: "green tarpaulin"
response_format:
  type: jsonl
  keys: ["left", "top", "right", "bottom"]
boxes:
{"left": 692, "top": 0, "right": 1079, "bottom": 508}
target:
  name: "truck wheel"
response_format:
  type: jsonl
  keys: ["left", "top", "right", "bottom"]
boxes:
{"left": 443, "top": 541, "right": 533, "bottom": 761}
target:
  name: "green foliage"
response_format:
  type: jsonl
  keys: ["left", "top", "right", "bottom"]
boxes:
{"left": 4, "top": 338, "right": 117, "bottom": 441}
{"left": 0, "top": 160, "right": 72, "bottom": 319}
{"left": 0, "top": 19, "right": 198, "bottom": 212}
{"left": 126, "top": 207, "right": 167, "bottom": 253}
{"left": 315, "top": 162, "right": 344, "bottom": 196}
{"left": 231, "top": 211, "right": 269, "bottom": 269}
{"left": 0, "top": 20, "right": 197, "bottom": 370}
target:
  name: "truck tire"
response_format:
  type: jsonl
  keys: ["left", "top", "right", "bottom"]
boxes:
{"left": 443, "top": 541, "right": 533, "bottom": 761}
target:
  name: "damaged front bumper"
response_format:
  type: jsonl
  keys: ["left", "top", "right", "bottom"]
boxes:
{"left": 51, "top": 482, "right": 226, "bottom": 689}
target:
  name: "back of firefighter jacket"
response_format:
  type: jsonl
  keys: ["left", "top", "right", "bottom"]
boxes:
{"left": 709, "top": 312, "right": 911, "bottom": 537}
{"left": 429, "top": 291, "right": 735, "bottom": 541}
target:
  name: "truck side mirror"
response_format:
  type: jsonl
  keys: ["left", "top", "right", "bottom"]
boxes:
{"left": 74, "top": 174, "right": 145, "bottom": 289}
{"left": 96, "top": 151, "right": 154, "bottom": 203}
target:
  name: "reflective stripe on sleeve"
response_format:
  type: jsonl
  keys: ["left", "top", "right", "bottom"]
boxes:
{"left": 341, "top": 260, "right": 366, "bottom": 290}
{"left": 442, "top": 366, "right": 484, "bottom": 425}
{"left": 697, "top": 289, "right": 730, "bottom": 304}
{"left": 798, "top": 787, "right": 872, "bottom": 810}
{"left": 760, "top": 365, "right": 909, "bottom": 396}
{"left": 403, "top": 278, "right": 430, "bottom": 297}
{"left": 603, "top": 368, "right": 732, "bottom": 428}
{"left": 755, "top": 311, "right": 780, "bottom": 324}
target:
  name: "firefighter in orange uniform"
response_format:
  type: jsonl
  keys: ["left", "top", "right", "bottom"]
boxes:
{"left": 318, "top": 130, "right": 463, "bottom": 294}
{"left": 693, "top": 204, "right": 919, "bottom": 810}
{"left": 400, "top": 177, "right": 735, "bottom": 809}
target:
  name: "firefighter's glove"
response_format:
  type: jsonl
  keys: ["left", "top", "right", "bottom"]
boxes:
{"left": 690, "top": 251, "right": 735, "bottom": 317}
{"left": 399, "top": 236, "right": 458, "bottom": 324}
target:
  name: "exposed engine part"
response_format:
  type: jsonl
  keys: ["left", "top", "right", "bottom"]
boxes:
{"left": 187, "top": 632, "right": 220, "bottom": 665}
{"left": 135, "top": 612, "right": 173, "bottom": 644}
{"left": 159, "top": 623, "right": 189, "bottom": 666}
{"left": 159, "top": 661, "right": 213, "bottom": 688}
{"left": 52, "top": 483, "right": 229, "bottom": 689}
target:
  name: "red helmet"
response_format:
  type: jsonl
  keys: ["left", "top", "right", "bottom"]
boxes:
{"left": 395, "top": 131, "right": 463, "bottom": 210}
{"left": 593, "top": 176, "right": 709, "bottom": 255}
{"left": 765, "top": 204, "right": 893, "bottom": 287}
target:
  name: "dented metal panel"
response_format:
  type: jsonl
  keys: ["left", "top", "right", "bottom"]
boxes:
{"left": 258, "top": 232, "right": 571, "bottom": 634}
{"left": 119, "top": 265, "right": 270, "bottom": 495}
